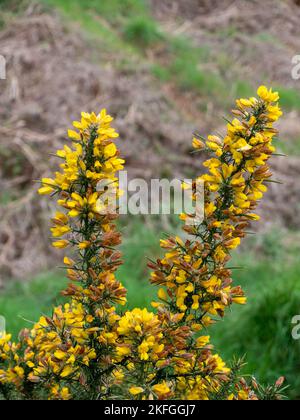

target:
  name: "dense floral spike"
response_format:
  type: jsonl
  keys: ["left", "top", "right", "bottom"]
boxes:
{"left": 151, "top": 87, "right": 282, "bottom": 320}
{"left": 144, "top": 86, "right": 283, "bottom": 400}
{"left": 1, "top": 110, "right": 127, "bottom": 400}
{"left": 0, "top": 89, "right": 286, "bottom": 400}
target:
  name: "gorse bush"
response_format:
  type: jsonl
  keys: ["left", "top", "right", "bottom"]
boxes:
{"left": 0, "top": 86, "right": 287, "bottom": 400}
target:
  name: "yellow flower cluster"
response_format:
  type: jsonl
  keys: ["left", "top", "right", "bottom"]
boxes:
{"left": 24, "top": 303, "right": 97, "bottom": 383}
{"left": 0, "top": 334, "right": 24, "bottom": 389}
{"left": 1, "top": 110, "right": 128, "bottom": 399}
{"left": 146, "top": 86, "right": 283, "bottom": 399}
{"left": 116, "top": 308, "right": 164, "bottom": 361}
{"left": 151, "top": 86, "right": 282, "bottom": 325}
{"left": 0, "top": 88, "right": 285, "bottom": 400}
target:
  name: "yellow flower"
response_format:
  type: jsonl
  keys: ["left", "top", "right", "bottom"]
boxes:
{"left": 51, "top": 225, "right": 71, "bottom": 238}
{"left": 192, "top": 137, "right": 205, "bottom": 150}
{"left": 152, "top": 382, "right": 171, "bottom": 398}
{"left": 78, "top": 241, "right": 91, "bottom": 250}
{"left": 257, "top": 85, "right": 279, "bottom": 102}
{"left": 238, "top": 390, "right": 249, "bottom": 400}
{"left": 38, "top": 178, "right": 56, "bottom": 195}
{"left": 60, "top": 388, "right": 72, "bottom": 400}
{"left": 54, "top": 350, "right": 66, "bottom": 360}
{"left": 52, "top": 240, "right": 69, "bottom": 249}
{"left": 196, "top": 336, "right": 210, "bottom": 348}
{"left": 232, "top": 296, "right": 247, "bottom": 305}
{"left": 64, "top": 256, "right": 73, "bottom": 266}
{"left": 158, "top": 288, "right": 168, "bottom": 301}
{"left": 38, "top": 186, "right": 54, "bottom": 195}
{"left": 68, "top": 130, "right": 81, "bottom": 141}
{"left": 104, "top": 143, "right": 117, "bottom": 158}
{"left": 191, "top": 295, "right": 199, "bottom": 310}
{"left": 60, "top": 365, "right": 74, "bottom": 378}
{"left": 129, "top": 387, "right": 144, "bottom": 396}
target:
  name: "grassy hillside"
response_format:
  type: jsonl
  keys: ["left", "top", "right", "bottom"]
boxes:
{"left": 1, "top": 0, "right": 300, "bottom": 399}
{"left": 31, "top": 0, "right": 300, "bottom": 163}
{"left": 38, "top": 0, "right": 300, "bottom": 116}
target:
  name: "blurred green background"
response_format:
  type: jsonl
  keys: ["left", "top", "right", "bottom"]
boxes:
{"left": 1, "top": 0, "right": 300, "bottom": 399}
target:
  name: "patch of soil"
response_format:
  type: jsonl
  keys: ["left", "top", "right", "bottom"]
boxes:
{"left": 259, "top": 157, "right": 300, "bottom": 229}
{"left": 150, "top": 0, "right": 234, "bottom": 20}
{"left": 151, "top": 0, "right": 300, "bottom": 88}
